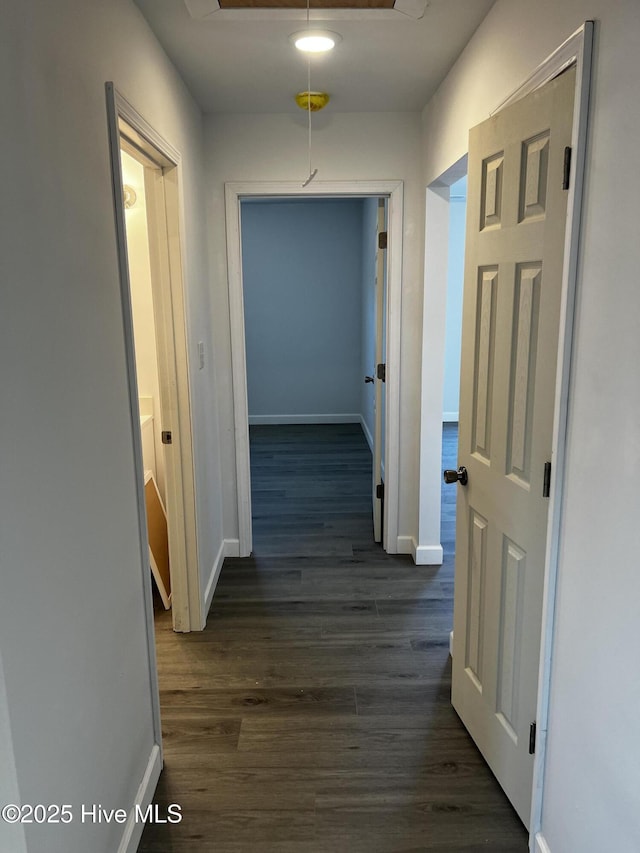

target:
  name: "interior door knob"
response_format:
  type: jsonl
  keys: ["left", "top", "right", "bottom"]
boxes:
{"left": 364, "top": 375, "right": 375, "bottom": 383}
{"left": 443, "top": 466, "right": 468, "bottom": 486}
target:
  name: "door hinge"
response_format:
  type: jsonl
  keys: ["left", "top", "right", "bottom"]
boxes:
{"left": 378, "top": 231, "right": 388, "bottom": 250}
{"left": 543, "top": 461, "right": 551, "bottom": 498}
{"left": 562, "top": 146, "right": 572, "bottom": 190}
{"left": 376, "top": 363, "right": 386, "bottom": 382}
{"left": 529, "top": 721, "right": 537, "bottom": 755}
{"left": 376, "top": 483, "right": 385, "bottom": 500}
{"left": 161, "top": 430, "right": 173, "bottom": 445}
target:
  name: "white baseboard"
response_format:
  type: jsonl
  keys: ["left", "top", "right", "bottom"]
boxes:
{"left": 534, "top": 833, "right": 552, "bottom": 853}
{"left": 202, "top": 539, "right": 227, "bottom": 623}
{"left": 396, "top": 538, "right": 444, "bottom": 566}
{"left": 224, "top": 538, "right": 240, "bottom": 558}
{"left": 415, "top": 544, "right": 444, "bottom": 565}
{"left": 248, "top": 414, "right": 361, "bottom": 425}
{"left": 396, "top": 536, "right": 416, "bottom": 559}
{"left": 443, "top": 412, "right": 459, "bottom": 423}
{"left": 201, "top": 539, "right": 241, "bottom": 627}
{"left": 360, "top": 415, "right": 374, "bottom": 452}
{"left": 117, "top": 744, "right": 162, "bottom": 853}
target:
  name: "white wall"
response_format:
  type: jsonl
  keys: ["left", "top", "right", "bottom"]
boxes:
{"left": 421, "top": 3, "right": 640, "bottom": 850}
{"left": 0, "top": 1, "right": 223, "bottom": 850}
{"left": 241, "top": 199, "right": 364, "bottom": 422}
{"left": 442, "top": 176, "right": 466, "bottom": 421}
{"left": 360, "top": 197, "right": 379, "bottom": 448}
{"left": 205, "top": 112, "right": 424, "bottom": 545}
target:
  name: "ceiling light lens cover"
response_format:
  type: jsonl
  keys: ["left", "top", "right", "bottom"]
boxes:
{"left": 291, "top": 31, "right": 341, "bottom": 53}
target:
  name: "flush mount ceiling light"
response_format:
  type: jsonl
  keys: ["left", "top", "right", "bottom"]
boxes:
{"left": 290, "top": 30, "right": 342, "bottom": 53}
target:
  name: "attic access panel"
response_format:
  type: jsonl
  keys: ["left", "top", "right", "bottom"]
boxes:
{"left": 184, "top": 0, "right": 428, "bottom": 20}
{"left": 220, "top": 0, "right": 393, "bottom": 6}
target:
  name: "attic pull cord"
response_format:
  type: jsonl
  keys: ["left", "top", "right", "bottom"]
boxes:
{"left": 302, "top": 0, "right": 317, "bottom": 187}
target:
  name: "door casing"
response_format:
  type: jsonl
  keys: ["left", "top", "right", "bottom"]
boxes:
{"left": 225, "top": 180, "right": 403, "bottom": 556}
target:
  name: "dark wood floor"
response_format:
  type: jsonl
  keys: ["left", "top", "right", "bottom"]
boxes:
{"left": 139, "top": 423, "right": 527, "bottom": 852}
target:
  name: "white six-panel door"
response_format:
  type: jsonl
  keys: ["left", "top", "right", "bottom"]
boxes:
{"left": 451, "top": 66, "right": 576, "bottom": 826}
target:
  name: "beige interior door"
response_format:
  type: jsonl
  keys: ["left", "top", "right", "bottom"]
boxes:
{"left": 372, "top": 199, "right": 386, "bottom": 543}
{"left": 450, "top": 66, "right": 575, "bottom": 826}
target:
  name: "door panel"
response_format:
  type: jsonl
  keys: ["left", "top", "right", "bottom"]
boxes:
{"left": 451, "top": 66, "right": 575, "bottom": 826}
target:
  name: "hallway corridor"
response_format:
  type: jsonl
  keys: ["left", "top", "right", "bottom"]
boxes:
{"left": 139, "top": 424, "right": 527, "bottom": 852}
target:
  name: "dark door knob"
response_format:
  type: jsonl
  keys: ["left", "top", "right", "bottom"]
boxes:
{"left": 364, "top": 375, "right": 375, "bottom": 384}
{"left": 443, "top": 466, "right": 468, "bottom": 486}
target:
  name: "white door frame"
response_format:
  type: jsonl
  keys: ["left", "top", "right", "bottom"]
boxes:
{"left": 106, "top": 83, "right": 202, "bottom": 644}
{"left": 372, "top": 198, "right": 387, "bottom": 543}
{"left": 418, "top": 22, "right": 593, "bottom": 846}
{"left": 225, "top": 180, "right": 404, "bottom": 556}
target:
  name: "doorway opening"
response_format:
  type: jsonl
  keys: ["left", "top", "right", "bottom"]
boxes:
{"left": 417, "top": 160, "right": 467, "bottom": 567}
{"left": 120, "top": 147, "right": 173, "bottom": 612}
{"left": 240, "top": 196, "right": 387, "bottom": 554}
{"left": 106, "top": 86, "right": 201, "bottom": 637}
{"left": 225, "top": 180, "right": 403, "bottom": 558}
{"left": 440, "top": 172, "right": 468, "bottom": 651}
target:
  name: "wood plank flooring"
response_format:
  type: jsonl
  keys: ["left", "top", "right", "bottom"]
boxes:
{"left": 139, "top": 423, "right": 527, "bottom": 852}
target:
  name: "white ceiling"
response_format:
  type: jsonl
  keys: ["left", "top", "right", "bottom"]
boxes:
{"left": 133, "top": 0, "right": 496, "bottom": 114}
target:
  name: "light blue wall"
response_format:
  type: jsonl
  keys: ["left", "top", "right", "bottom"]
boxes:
{"left": 241, "top": 199, "right": 365, "bottom": 422}
{"left": 443, "top": 176, "right": 466, "bottom": 421}
{"left": 360, "top": 198, "right": 379, "bottom": 447}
